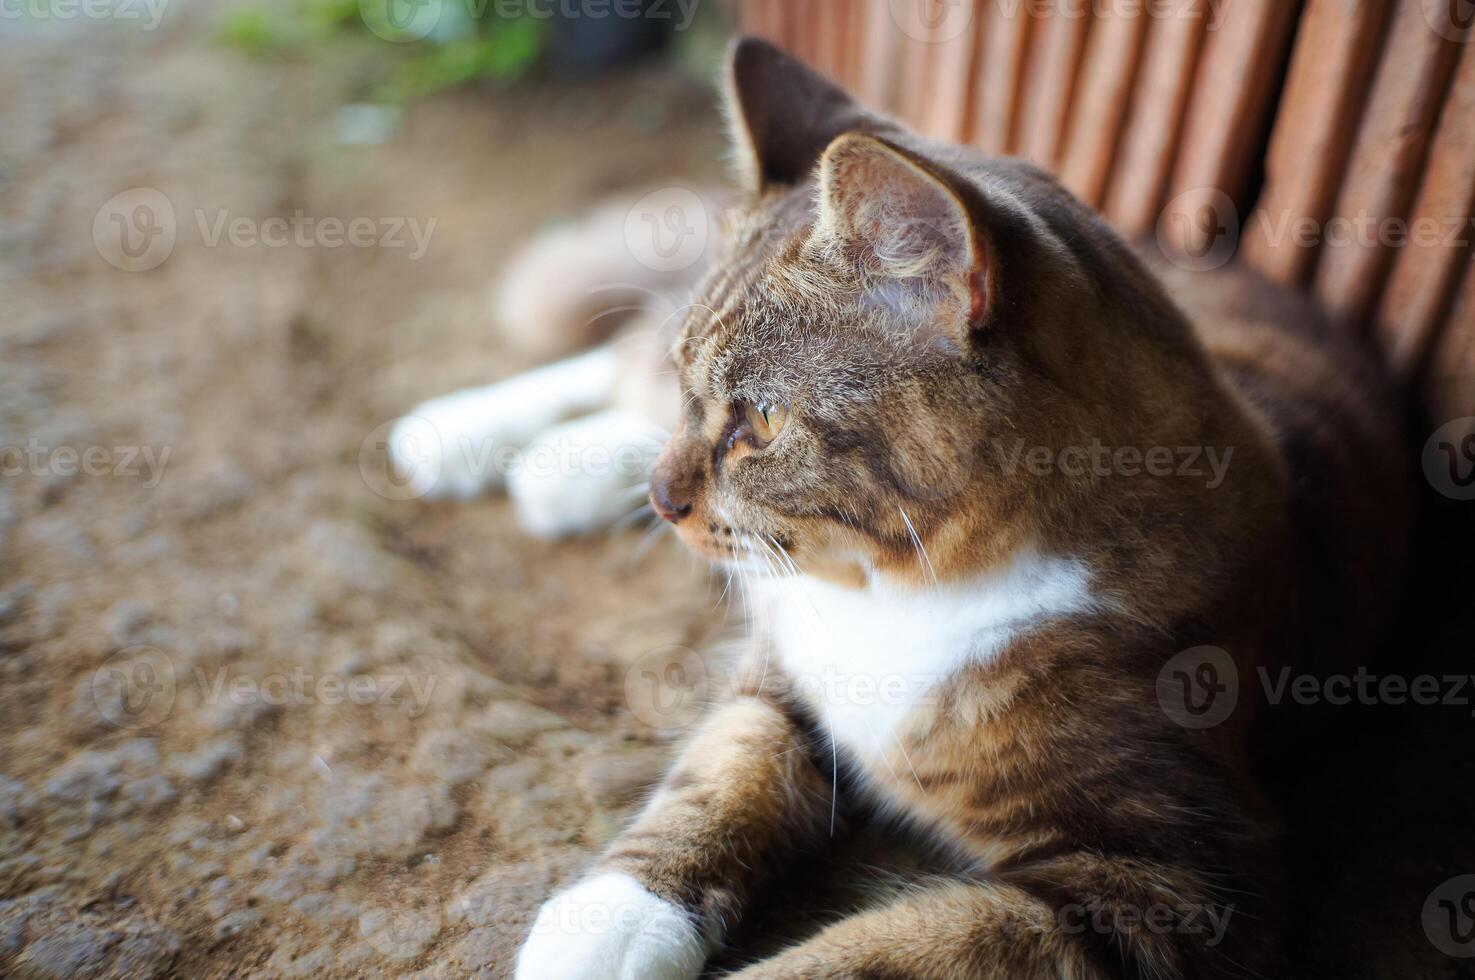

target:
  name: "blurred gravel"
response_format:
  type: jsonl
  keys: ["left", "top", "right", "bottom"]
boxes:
{"left": 0, "top": 6, "right": 726, "bottom": 976}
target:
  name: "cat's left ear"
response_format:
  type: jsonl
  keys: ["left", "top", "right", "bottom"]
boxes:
{"left": 724, "top": 37, "right": 895, "bottom": 195}
{"left": 810, "top": 134, "right": 991, "bottom": 338}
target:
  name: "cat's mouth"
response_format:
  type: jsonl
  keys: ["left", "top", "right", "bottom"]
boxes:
{"left": 676, "top": 519, "right": 796, "bottom": 575}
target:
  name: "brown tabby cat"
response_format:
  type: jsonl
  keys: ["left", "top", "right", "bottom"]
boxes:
{"left": 514, "top": 38, "right": 1406, "bottom": 979}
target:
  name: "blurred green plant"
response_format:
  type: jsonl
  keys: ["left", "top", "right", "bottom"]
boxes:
{"left": 220, "top": 0, "right": 547, "bottom": 102}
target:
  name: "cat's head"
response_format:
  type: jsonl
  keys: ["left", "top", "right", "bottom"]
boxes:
{"left": 650, "top": 39, "right": 1210, "bottom": 589}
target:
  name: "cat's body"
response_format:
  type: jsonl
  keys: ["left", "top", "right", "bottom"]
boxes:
{"left": 404, "top": 39, "right": 1405, "bottom": 980}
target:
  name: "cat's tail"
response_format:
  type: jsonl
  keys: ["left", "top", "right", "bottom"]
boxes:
{"left": 491, "top": 190, "right": 718, "bottom": 362}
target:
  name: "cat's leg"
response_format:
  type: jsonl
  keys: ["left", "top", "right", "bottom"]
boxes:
{"left": 515, "top": 697, "right": 832, "bottom": 980}
{"left": 389, "top": 345, "right": 619, "bottom": 500}
{"left": 505, "top": 318, "right": 678, "bottom": 538}
{"left": 507, "top": 408, "right": 666, "bottom": 538}
{"left": 728, "top": 855, "right": 1234, "bottom": 980}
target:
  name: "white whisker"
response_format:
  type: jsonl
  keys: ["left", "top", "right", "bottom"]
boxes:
{"left": 898, "top": 506, "right": 938, "bottom": 588}
{"left": 890, "top": 730, "right": 926, "bottom": 795}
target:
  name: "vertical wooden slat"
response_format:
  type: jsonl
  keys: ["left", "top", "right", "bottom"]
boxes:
{"left": 1102, "top": 6, "right": 1208, "bottom": 236}
{"left": 734, "top": 0, "right": 761, "bottom": 38}
{"left": 781, "top": 0, "right": 813, "bottom": 63}
{"left": 860, "top": 0, "right": 906, "bottom": 112}
{"left": 755, "top": 0, "right": 790, "bottom": 44}
{"left": 1058, "top": 7, "right": 1149, "bottom": 207}
{"left": 1016, "top": 2, "right": 1092, "bottom": 170}
{"left": 972, "top": 0, "right": 1036, "bottom": 155}
{"left": 920, "top": 0, "right": 985, "bottom": 142}
{"left": 1376, "top": 43, "right": 1475, "bottom": 377}
{"left": 1159, "top": 0, "right": 1301, "bottom": 258}
{"left": 814, "top": 0, "right": 849, "bottom": 81}
{"left": 1240, "top": 0, "right": 1390, "bottom": 287}
{"left": 899, "top": 23, "right": 939, "bottom": 128}
{"left": 849, "top": 0, "right": 867, "bottom": 91}
{"left": 1313, "top": 0, "right": 1461, "bottom": 327}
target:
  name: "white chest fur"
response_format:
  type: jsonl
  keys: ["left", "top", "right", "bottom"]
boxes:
{"left": 755, "top": 548, "right": 1100, "bottom": 767}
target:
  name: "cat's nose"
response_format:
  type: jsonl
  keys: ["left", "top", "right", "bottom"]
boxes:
{"left": 650, "top": 479, "right": 693, "bottom": 524}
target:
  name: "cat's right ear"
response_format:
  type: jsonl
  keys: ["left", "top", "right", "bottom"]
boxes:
{"left": 724, "top": 37, "right": 892, "bottom": 195}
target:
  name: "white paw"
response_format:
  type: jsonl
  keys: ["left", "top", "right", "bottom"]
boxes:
{"left": 388, "top": 348, "right": 619, "bottom": 501}
{"left": 508, "top": 410, "right": 665, "bottom": 539}
{"left": 515, "top": 873, "right": 706, "bottom": 980}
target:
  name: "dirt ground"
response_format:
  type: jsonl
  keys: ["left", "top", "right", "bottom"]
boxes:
{"left": 0, "top": 8, "right": 741, "bottom": 977}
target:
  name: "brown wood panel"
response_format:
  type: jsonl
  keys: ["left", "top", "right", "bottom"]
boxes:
{"left": 971, "top": 0, "right": 1036, "bottom": 155}
{"left": 1102, "top": 6, "right": 1209, "bottom": 235}
{"left": 733, "top": 0, "right": 761, "bottom": 38}
{"left": 814, "top": 0, "right": 851, "bottom": 82}
{"left": 840, "top": 0, "right": 870, "bottom": 90}
{"left": 1015, "top": 2, "right": 1092, "bottom": 169}
{"left": 1241, "top": 0, "right": 1390, "bottom": 287}
{"left": 788, "top": 0, "right": 820, "bottom": 68}
{"left": 1377, "top": 43, "right": 1475, "bottom": 377}
{"left": 920, "top": 0, "right": 985, "bottom": 141}
{"left": 899, "top": 16, "right": 940, "bottom": 127}
{"left": 1058, "top": 7, "right": 1149, "bottom": 207}
{"left": 860, "top": 0, "right": 907, "bottom": 112}
{"left": 849, "top": 0, "right": 867, "bottom": 90}
{"left": 1160, "top": 0, "right": 1301, "bottom": 257}
{"left": 744, "top": 0, "right": 786, "bottom": 43}
{"left": 1313, "top": 0, "right": 1461, "bottom": 327}
{"left": 1423, "top": 261, "right": 1475, "bottom": 423}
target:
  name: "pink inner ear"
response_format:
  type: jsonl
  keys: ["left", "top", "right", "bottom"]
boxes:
{"left": 966, "top": 245, "right": 990, "bottom": 324}
{"left": 826, "top": 141, "right": 979, "bottom": 280}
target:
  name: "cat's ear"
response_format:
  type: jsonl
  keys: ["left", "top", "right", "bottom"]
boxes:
{"left": 811, "top": 133, "right": 990, "bottom": 334}
{"left": 724, "top": 37, "right": 891, "bottom": 194}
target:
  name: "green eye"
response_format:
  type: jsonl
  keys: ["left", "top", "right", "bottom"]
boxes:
{"left": 742, "top": 402, "right": 789, "bottom": 445}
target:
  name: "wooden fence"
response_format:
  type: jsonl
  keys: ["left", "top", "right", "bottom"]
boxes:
{"left": 732, "top": 0, "right": 1475, "bottom": 425}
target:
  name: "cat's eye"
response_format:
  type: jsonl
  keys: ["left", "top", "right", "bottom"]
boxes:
{"left": 741, "top": 401, "right": 789, "bottom": 447}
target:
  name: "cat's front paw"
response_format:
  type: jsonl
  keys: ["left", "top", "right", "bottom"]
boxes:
{"left": 508, "top": 409, "right": 664, "bottom": 539}
{"left": 387, "top": 390, "right": 516, "bottom": 501}
{"left": 515, "top": 873, "right": 706, "bottom": 980}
